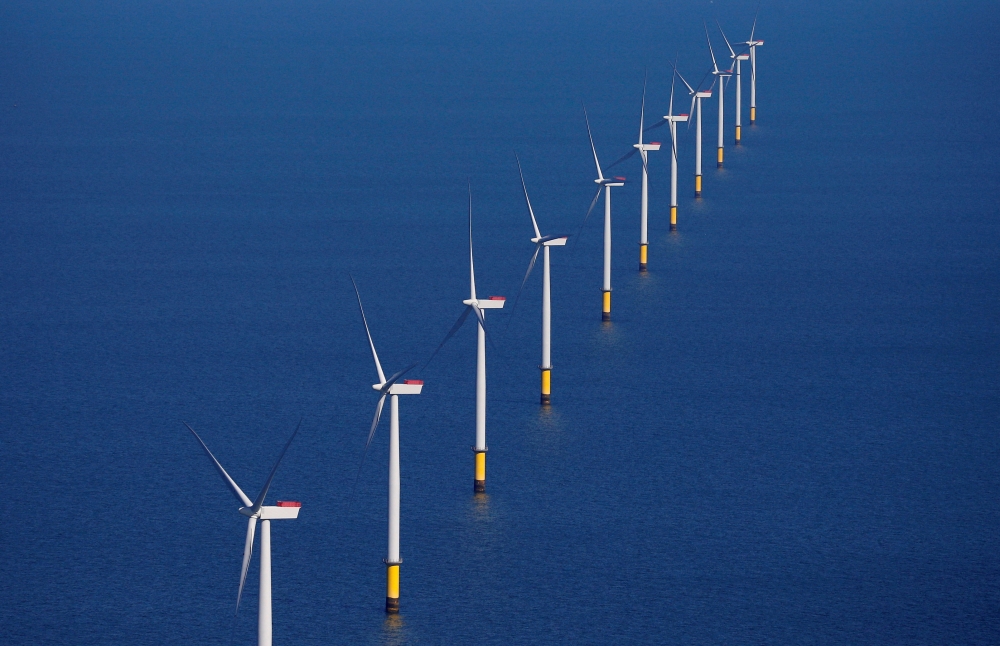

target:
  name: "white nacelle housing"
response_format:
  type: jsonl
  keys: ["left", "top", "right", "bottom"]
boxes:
{"left": 464, "top": 297, "right": 506, "bottom": 309}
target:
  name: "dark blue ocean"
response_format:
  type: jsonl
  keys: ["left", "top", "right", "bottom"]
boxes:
{"left": 2, "top": 1, "right": 999, "bottom": 643}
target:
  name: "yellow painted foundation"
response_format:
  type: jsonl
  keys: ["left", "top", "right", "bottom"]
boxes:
{"left": 670, "top": 206, "right": 677, "bottom": 228}
{"left": 750, "top": 107, "right": 756, "bottom": 123}
{"left": 475, "top": 451, "right": 486, "bottom": 482}
{"left": 540, "top": 368, "right": 551, "bottom": 405}
{"left": 735, "top": 125, "right": 741, "bottom": 144}
{"left": 602, "top": 290, "right": 611, "bottom": 321}
{"left": 386, "top": 565, "right": 400, "bottom": 613}
{"left": 695, "top": 175, "right": 702, "bottom": 196}
{"left": 717, "top": 147, "right": 724, "bottom": 166}
{"left": 639, "top": 244, "right": 647, "bottom": 271}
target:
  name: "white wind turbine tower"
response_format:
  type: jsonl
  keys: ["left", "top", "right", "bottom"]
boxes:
{"left": 508, "top": 155, "right": 568, "bottom": 405}
{"left": 629, "top": 75, "right": 659, "bottom": 270}
{"left": 582, "top": 106, "right": 625, "bottom": 322}
{"left": 705, "top": 21, "right": 733, "bottom": 168}
{"left": 185, "top": 421, "right": 302, "bottom": 646}
{"left": 423, "top": 186, "right": 505, "bottom": 492}
{"left": 351, "top": 278, "right": 422, "bottom": 614}
{"left": 662, "top": 71, "right": 689, "bottom": 230}
{"left": 674, "top": 65, "right": 713, "bottom": 197}
{"left": 742, "top": 9, "right": 764, "bottom": 124}
{"left": 719, "top": 22, "right": 751, "bottom": 145}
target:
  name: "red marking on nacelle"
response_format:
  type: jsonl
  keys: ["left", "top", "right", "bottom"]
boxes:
{"left": 276, "top": 501, "right": 301, "bottom": 507}
{"left": 489, "top": 296, "right": 506, "bottom": 300}
{"left": 404, "top": 379, "right": 424, "bottom": 385}
{"left": 614, "top": 176, "right": 626, "bottom": 181}
{"left": 651, "top": 141, "right": 661, "bottom": 145}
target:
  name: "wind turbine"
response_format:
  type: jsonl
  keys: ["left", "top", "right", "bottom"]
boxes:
{"left": 742, "top": 9, "right": 764, "bottom": 124}
{"left": 582, "top": 106, "right": 625, "bottom": 322}
{"left": 351, "top": 278, "right": 422, "bottom": 614}
{"left": 662, "top": 71, "right": 689, "bottom": 230}
{"left": 185, "top": 421, "right": 301, "bottom": 646}
{"left": 706, "top": 21, "right": 733, "bottom": 168}
{"left": 509, "top": 155, "right": 568, "bottom": 405}
{"left": 719, "top": 22, "right": 751, "bottom": 145}
{"left": 602, "top": 75, "right": 659, "bottom": 271}
{"left": 674, "top": 66, "right": 713, "bottom": 197}
{"left": 423, "top": 187, "right": 505, "bottom": 492}
{"left": 633, "top": 75, "right": 660, "bottom": 270}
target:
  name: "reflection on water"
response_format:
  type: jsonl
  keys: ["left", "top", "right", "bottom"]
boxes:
{"left": 471, "top": 492, "right": 491, "bottom": 520}
{"left": 380, "top": 613, "right": 405, "bottom": 646}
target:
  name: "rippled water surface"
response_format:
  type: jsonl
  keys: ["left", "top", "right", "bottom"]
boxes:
{"left": 2, "top": 1, "right": 999, "bottom": 644}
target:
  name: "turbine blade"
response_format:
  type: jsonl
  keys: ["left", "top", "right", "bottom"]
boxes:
{"left": 638, "top": 69, "right": 647, "bottom": 145}
{"left": 235, "top": 517, "right": 257, "bottom": 616}
{"left": 583, "top": 104, "right": 604, "bottom": 181}
{"left": 350, "top": 275, "right": 386, "bottom": 384}
{"left": 468, "top": 182, "right": 477, "bottom": 301}
{"left": 185, "top": 423, "right": 253, "bottom": 508}
{"left": 686, "top": 95, "right": 697, "bottom": 132}
{"left": 251, "top": 418, "right": 302, "bottom": 513}
{"left": 668, "top": 67, "right": 676, "bottom": 117}
{"left": 717, "top": 20, "right": 737, "bottom": 58}
{"left": 503, "top": 245, "right": 541, "bottom": 334}
{"left": 705, "top": 21, "right": 719, "bottom": 73}
{"left": 572, "top": 185, "right": 604, "bottom": 250}
{"left": 644, "top": 118, "right": 668, "bottom": 132}
{"left": 750, "top": 4, "right": 759, "bottom": 42}
{"left": 697, "top": 70, "right": 713, "bottom": 93}
{"left": 471, "top": 303, "right": 499, "bottom": 353}
{"left": 365, "top": 394, "right": 387, "bottom": 453}
{"left": 349, "top": 393, "right": 387, "bottom": 502}
{"left": 605, "top": 147, "right": 638, "bottom": 171}
{"left": 423, "top": 307, "right": 473, "bottom": 369}
{"left": 380, "top": 362, "right": 418, "bottom": 393}
{"left": 515, "top": 153, "right": 542, "bottom": 239}
{"left": 674, "top": 64, "right": 696, "bottom": 95}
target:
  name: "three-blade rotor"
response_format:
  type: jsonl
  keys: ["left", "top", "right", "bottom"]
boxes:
{"left": 185, "top": 420, "right": 301, "bottom": 616}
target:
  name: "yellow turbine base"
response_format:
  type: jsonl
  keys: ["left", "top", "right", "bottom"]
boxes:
{"left": 670, "top": 206, "right": 677, "bottom": 227}
{"left": 695, "top": 175, "right": 702, "bottom": 196}
{"left": 750, "top": 107, "right": 756, "bottom": 123}
{"left": 602, "top": 290, "right": 611, "bottom": 321}
{"left": 717, "top": 148, "right": 724, "bottom": 166}
{"left": 639, "top": 244, "right": 648, "bottom": 271}
{"left": 475, "top": 451, "right": 486, "bottom": 482}
{"left": 540, "top": 368, "right": 551, "bottom": 405}
{"left": 386, "top": 565, "right": 400, "bottom": 613}
{"left": 735, "top": 125, "right": 741, "bottom": 144}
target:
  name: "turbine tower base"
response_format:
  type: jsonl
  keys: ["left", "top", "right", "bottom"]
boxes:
{"left": 540, "top": 368, "right": 551, "bottom": 405}
{"left": 639, "top": 244, "right": 648, "bottom": 272}
{"left": 735, "top": 125, "right": 741, "bottom": 145}
{"left": 385, "top": 563, "right": 401, "bottom": 614}
{"left": 670, "top": 206, "right": 677, "bottom": 231}
{"left": 602, "top": 291, "right": 611, "bottom": 322}
{"left": 695, "top": 175, "right": 702, "bottom": 197}
{"left": 717, "top": 148, "right": 724, "bottom": 168}
{"left": 474, "top": 449, "right": 486, "bottom": 493}
{"left": 750, "top": 107, "right": 756, "bottom": 124}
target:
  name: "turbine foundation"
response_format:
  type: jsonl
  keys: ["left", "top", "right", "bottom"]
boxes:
{"left": 735, "top": 125, "right": 741, "bottom": 145}
{"left": 695, "top": 175, "right": 702, "bottom": 197}
{"left": 670, "top": 206, "right": 677, "bottom": 231}
{"left": 717, "top": 147, "right": 724, "bottom": 168}
{"left": 602, "top": 290, "right": 611, "bottom": 322}
{"left": 385, "top": 563, "right": 400, "bottom": 614}
{"left": 639, "top": 244, "right": 648, "bottom": 272}
{"left": 540, "top": 368, "right": 551, "bottom": 405}
{"left": 474, "top": 450, "right": 486, "bottom": 493}
{"left": 750, "top": 107, "right": 756, "bottom": 124}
